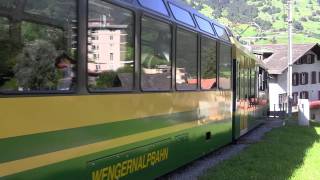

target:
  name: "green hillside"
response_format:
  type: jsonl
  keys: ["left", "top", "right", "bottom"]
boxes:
{"left": 184, "top": 0, "right": 320, "bottom": 45}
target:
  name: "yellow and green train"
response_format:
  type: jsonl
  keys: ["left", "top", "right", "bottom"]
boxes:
{"left": 0, "top": 0, "right": 268, "bottom": 179}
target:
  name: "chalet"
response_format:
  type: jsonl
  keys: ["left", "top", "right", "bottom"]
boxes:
{"left": 252, "top": 43, "right": 320, "bottom": 121}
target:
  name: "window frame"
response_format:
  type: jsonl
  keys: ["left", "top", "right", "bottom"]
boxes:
{"left": 86, "top": 0, "right": 136, "bottom": 93}
{"left": 300, "top": 91, "right": 309, "bottom": 99}
{"left": 199, "top": 34, "right": 218, "bottom": 91}
{"left": 292, "top": 92, "right": 299, "bottom": 106}
{"left": 175, "top": 26, "right": 199, "bottom": 91}
{"left": 300, "top": 72, "right": 309, "bottom": 85}
{"left": 139, "top": 14, "right": 173, "bottom": 92}
{"left": 292, "top": 72, "right": 299, "bottom": 86}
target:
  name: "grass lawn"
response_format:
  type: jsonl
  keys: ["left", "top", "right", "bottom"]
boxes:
{"left": 200, "top": 122, "right": 320, "bottom": 180}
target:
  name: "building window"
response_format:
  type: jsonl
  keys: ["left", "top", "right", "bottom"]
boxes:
{"left": 292, "top": 92, "right": 299, "bottom": 106}
{"left": 88, "top": 0, "right": 134, "bottom": 91}
{"left": 176, "top": 28, "right": 198, "bottom": 90}
{"left": 200, "top": 36, "right": 217, "bottom": 90}
{"left": 300, "top": 72, "right": 308, "bottom": 85}
{"left": 300, "top": 91, "right": 309, "bottom": 99}
{"left": 110, "top": 53, "right": 113, "bottom": 61}
{"left": 295, "top": 58, "right": 302, "bottom": 65}
{"left": 141, "top": 16, "right": 172, "bottom": 91}
{"left": 292, "top": 72, "right": 299, "bottom": 86}
{"left": 312, "top": 71, "right": 317, "bottom": 84}
{"left": 279, "top": 93, "right": 287, "bottom": 111}
{"left": 306, "top": 54, "right": 315, "bottom": 64}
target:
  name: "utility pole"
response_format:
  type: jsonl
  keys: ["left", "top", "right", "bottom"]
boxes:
{"left": 287, "top": 0, "right": 293, "bottom": 116}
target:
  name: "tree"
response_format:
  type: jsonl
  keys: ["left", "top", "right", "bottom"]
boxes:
{"left": 14, "top": 40, "right": 59, "bottom": 90}
{"left": 271, "top": 37, "right": 277, "bottom": 44}
{"left": 293, "top": 21, "right": 304, "bottom": 31}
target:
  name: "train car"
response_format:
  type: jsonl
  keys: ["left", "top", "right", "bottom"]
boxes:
{"left": 229, "top": 35, "right": 269, "bottom": 138}
{"left": 0, "top": 0, "right": 267, "bottom": 179}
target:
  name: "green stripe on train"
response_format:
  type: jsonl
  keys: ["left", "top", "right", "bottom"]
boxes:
{"left": 0, "top": 110, "right": 198, "bottom": 163}
{"left": 3, "top": 120, "right": 232, "bottom": 180}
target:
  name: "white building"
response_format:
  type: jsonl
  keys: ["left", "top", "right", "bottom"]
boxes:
{"left": 88, "top": 19, "right": 129, "bottom": 74}
{"left": 252, "top": 44, "right": 320, "bottom": 121}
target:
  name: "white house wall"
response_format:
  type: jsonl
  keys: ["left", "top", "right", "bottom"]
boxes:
{"left": 292, "top": 50, "right": 320, "bottom": 100}
{"left": 269, "top": 50, "right": 320, "bottom": 115}
{"left": 269, "top": 74, "right": 287, "bottom": 111}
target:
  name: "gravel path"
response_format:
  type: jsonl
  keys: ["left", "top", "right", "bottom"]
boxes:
{"left": 158, "top": 118, "right": 284, "bottom": 180}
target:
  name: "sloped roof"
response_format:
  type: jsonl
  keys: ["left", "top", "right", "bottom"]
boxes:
{"left": 251, "top": 43, "right": 320, "bottom": 74}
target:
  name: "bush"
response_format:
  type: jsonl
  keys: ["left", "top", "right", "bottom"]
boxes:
{"left": 293, "top": 21, "right": 304, "bottom": 31}
{"left": 255, "top": 18, "right": 272, "bottom": 30}
{"left": 300, "top": 17, "right": 307, "bottom": 22}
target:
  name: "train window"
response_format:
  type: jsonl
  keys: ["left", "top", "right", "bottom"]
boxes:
{"left": 176, "top": 28, "right": 198, "bottom": 90}
{"left": 250, "top": 67, "right": 256, "bottom": 97}
{"left": 194, "top": 16, "right": 215, "bottom": 35}
{"left": 214, "top": 25, "right": 230, "bottom": 42}
{"left": 0, "top": 0, "right": 77, "bottom": 93}
{"left": 236, "top": 61, "right": 240, "bottom": 99}
{"left": 219, "top": 43, "right": 232, "bottom": 90}
{"left": 88, "top": 0, "right": 134, "bottom": 91}
{"left": 138, "top": 0, "right": 169, "bottom": 16}
{"left": 201, "top": 37, "right": 217, "bottom": 90}
{"left": 141, "top": 17, "right": 172, "bottom": 91}
{"left": 169, "top": 3, "right": 195, "bottom": 27}
{"left": 25, "top": 0, "right": 77, "bottom": 20}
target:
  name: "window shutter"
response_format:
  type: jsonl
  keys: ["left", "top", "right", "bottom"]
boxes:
{"left": 306, "top": 91, "right": 309, "bottom": 99}
{"left": 306, "top": 73, "right": 309, "bottom": 84}
{"left": 312, "top": 71, "right": 316, "bottom": 84}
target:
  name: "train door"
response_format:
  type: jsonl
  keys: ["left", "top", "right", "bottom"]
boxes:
{"left": 239, "top": 57, "right": 249, "bottom": 135}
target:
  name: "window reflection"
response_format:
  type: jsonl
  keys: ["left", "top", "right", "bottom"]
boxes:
{"left": 201, "top": 37, "right": 217, "bottom": 90}
{"left": 195, "top": 16, "right": 215, "bottom": 35}
{"left": 138, "top": 0, "right": 169, "bottom": 16}
{"left": 88, "top": 0, "right": 134, "bottom": 91}
{"left": 219, "top": 44, "right": 232, "bottom": 90}
{"left": 176, "top": 29, "right": 197, "bottom": 90}
{"left": 214, "top": 25, "right": 230, "bottom": 42}
{"left": 169, "top": 3, "right": 195, "bottom": 27}
{"left": 0, "top": 0, "right": 77, "bottom": 92}
{"left": 0, "top": 0, "right": 16, "bottom": 8}
{"left": 141, "top": 17, "right": 171, "bottom": 91}
{"left": 250, "top": 67, "right": 256, "bottom": 97}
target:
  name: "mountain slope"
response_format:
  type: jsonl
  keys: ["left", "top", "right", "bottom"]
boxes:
{"left": 184, "top": 0, "right": 320, "bottom": 45}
